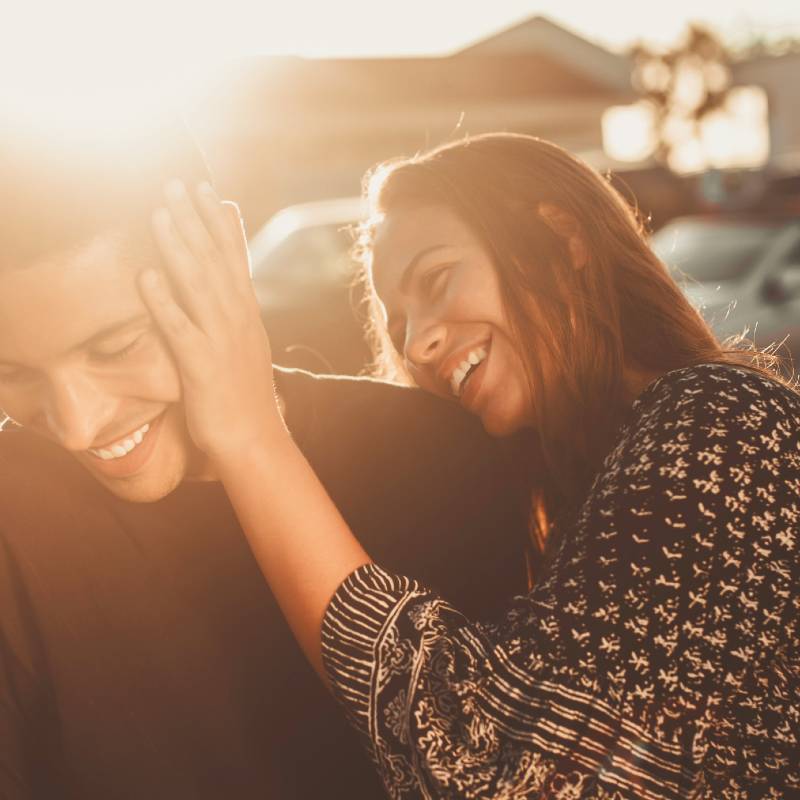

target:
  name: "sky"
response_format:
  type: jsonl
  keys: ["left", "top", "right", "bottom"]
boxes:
{"left": 2, "top": 0, "right": 799, "bottom": 64}
{"left": 1, "top": 0, "right": 798, "bottom": 130}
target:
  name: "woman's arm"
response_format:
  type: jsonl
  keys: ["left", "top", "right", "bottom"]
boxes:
{"left": 215, "top": 438, "right": 370, "bottom": 680}
{"left": 140, "top": 180, "right": 369, "bottom": 679}
{"left": 319, "top": 364, "right": 800, "bottom": 798}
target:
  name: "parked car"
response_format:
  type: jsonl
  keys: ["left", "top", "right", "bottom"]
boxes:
{"left": 249, "top": 196, "right": 370, "bottom": 374}
{"left": 251, "top": 197, "right": 800, "bottom": 376}
{"left": 651, "top": 213, "right": 800, "bottom": 367}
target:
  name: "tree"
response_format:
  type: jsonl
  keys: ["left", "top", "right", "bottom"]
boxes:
{"left": 630, "top": 25, "right": 733, "bottom": 172}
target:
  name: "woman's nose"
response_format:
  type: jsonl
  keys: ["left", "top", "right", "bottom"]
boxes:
{"left": 404, "top": 320, "right": 447, "bottom": 367}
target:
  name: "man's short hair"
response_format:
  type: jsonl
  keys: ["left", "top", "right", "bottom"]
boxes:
{"left": 0, "top": 116, "right": 212, "bottom": 270}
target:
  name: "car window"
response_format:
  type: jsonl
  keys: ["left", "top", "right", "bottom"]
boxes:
{"left": 651, "top": 220, "right": 778, "bottom": 283}
{"left": 257, "top": 223, "right": 356, "bottom": 288}
{"left": 780, "top": 234, "right": 800, "bottom": 269}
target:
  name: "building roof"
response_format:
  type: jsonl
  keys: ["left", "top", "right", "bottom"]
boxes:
{"left": 456, "top": 15, "right": 632, "bottom": 93}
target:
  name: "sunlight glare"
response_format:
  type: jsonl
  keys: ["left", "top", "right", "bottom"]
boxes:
{"left": 602, "top": 103, "right": 657, "bottom": 163}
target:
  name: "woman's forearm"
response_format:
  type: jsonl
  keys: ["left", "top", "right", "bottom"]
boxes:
{"left": 215, "top": 427, "right": 371, "bottom": 681}
{"left": 139, "top": 183, "right": 371, "bottom": 680}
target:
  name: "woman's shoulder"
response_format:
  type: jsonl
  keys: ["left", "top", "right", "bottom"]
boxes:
{"left": 629, "top": 361, "right": 800, "bottom": 432}
{"left": 593, "top": 361, "right": 800, "bottom": 506}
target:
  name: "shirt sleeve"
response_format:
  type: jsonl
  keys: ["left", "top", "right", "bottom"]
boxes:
{"left": 320, "top": 366, "right": 800, "bottom": 799}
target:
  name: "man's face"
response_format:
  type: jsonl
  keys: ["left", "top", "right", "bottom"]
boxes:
{"left": 0, "top": 231, "right": 206, "bottom": 502}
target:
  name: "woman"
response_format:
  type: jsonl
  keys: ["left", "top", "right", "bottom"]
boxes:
{"left": 141, "top": 134, "right": 800, "bottom": 798}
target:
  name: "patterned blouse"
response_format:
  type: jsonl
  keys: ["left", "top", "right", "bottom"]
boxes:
{"left": 321, "top": 364, "right": 800, "bottom": 799}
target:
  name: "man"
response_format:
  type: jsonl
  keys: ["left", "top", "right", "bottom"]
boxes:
{"left": 0, "top": 121, "right": 531, "bottom": 798}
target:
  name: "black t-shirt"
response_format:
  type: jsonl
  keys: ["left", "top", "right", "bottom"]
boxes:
{"left": 0, "top": 368, "right": 530, "bottom": 799}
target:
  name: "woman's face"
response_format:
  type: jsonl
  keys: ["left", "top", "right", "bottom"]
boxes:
{"left": 370, "top": 204, "right": 535, "bottom": 437}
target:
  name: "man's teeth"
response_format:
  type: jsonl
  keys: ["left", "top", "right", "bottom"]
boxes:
{"left": 450, "top": 347, "right": 488, "bottom": 397}
{"left": 89, "top": 423, "right": 151, "bottom": 461}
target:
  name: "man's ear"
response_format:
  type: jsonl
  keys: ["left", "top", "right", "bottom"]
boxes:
{"left": 537, "top": 202, "right": 589, "bottom": 270}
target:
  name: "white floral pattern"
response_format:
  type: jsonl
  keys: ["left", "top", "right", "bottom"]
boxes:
{"left": 322, "top": 364, "right": 800, "bottom": 798}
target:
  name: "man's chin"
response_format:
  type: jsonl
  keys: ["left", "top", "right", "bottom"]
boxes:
{"left": 91, "top": 469, "right": 186, "bottom": 503}
{"left": 68, "top": 404, "right": 204, "bottom": 502}
{"left": 71, "top": 444, "right": 190, "bottom": 503}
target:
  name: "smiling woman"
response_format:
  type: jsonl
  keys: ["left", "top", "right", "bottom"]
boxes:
{"left": 356, "top": 135, "right": 796, "bottom": 546}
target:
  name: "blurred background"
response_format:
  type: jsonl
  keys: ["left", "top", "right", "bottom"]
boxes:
{"left": 2, "top": 0, "right": 800, "bottom": 374}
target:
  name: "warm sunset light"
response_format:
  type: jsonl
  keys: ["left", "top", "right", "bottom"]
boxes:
{"left": 2, "top": 3, "right": 800, "bottom": 799}
{"left": 602, "top": 86, "right": 769, "bottom": 173}
{"left": 1, "top": 1, "right": 796, "bottom": 143}
{"left": 696, "top": 86, "right": 770, "bottom": 169}
{"left": 602, "top": 103, "right": 658, "bottom": 163}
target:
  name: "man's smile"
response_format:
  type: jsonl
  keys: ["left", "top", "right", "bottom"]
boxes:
{"left": 80, "top": 410, "right": 168, "bottom": 479}
{"left": 88, "top": 420, "right": 153, "bottom": 460}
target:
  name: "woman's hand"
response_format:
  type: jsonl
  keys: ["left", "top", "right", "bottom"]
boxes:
{"left": 139, "top": 179, "right": 284, "bottom": 466}
{"left": 141, "top": 182, "right": 370, "bottom": 681}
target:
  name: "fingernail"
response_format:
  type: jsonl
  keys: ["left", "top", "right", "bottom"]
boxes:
{"left": 198, "top": 181, "right": 215, "bottom": 197}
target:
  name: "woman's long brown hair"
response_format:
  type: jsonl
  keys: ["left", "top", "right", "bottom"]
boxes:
{"left": 355, "top": 133, "right": 796, "bottom": 576}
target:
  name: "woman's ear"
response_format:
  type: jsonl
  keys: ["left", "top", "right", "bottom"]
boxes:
{"left": 537, "top": 202, "right": 589, "bottom": 270}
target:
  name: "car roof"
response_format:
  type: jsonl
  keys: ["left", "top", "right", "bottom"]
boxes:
{"left": 665, "top": 211, "right": 799, "bottom": 223}
{"left": 249, "top": 196, "right": 366, "bottom": 261}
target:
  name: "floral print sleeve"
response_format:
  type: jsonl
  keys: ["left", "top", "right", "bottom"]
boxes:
{"left": 320, "top": 364, "right": 800, "bottom": 799}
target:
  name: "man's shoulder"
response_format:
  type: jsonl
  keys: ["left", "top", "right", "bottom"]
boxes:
{"left": 0, "top": 424, "right": 101, "bottom": 545}
{"left": 1, "top": 423, "right": 55, "bottom": 477}
{"left": 275, "top": 366, "right": 447, "bottom": 411}
{"left": 274, "top": 366, "right": 496, "bottom": 447}
{"left": 0, "top": 422, "right": 81, "bottom": 477}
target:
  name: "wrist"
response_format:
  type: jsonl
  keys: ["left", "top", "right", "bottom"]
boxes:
{"left": 211, "top": 420, "right": 295, "bottom": 476}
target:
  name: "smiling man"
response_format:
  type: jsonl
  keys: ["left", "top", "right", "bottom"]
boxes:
{"left": 0, "top": 122, "right": 531, "bottom": 798}
{"left": 0, "top": 233, "right": 194, "bottom": 499}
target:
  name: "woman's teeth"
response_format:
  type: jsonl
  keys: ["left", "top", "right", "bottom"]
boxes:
{"left": 450, "top": 347, "right": 488, "bottom": 397}
{"left": 89, "top": 422, "right": 151, "bottom": 461}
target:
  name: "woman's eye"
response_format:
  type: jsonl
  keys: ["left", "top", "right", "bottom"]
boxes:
{"left": 420, "top": 265, "right": 451, "bottom": 298}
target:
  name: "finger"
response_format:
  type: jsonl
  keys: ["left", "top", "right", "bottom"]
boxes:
{"left": 151, "top": 207, "right": 221, "bottom": 329}
{"left": 137, "top": 269, "right": 204, "bottom": 380}
{"left": 222, "top": 202, "right": 254, "bottom": 291}
{"left": 164, "top": 179, "right": 220, "bottom": 272}
{"left": 193, "top": 183, "right": 237, "bottom": 257}
{"left": 193, "top": 184, "right": 252, "bottom": 291}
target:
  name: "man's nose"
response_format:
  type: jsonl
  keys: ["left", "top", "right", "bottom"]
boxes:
{"left": 41, "top": 374, "right": 116, "bottom": 451}
{"left": 404, "top": 318, "right": 447, "bottom": 368}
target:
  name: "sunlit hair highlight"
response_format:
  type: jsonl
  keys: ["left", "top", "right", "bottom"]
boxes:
{"left": 354, "top": 133, "right": 796, "bottom": 574}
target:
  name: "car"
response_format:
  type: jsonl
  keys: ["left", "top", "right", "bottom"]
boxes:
{"left": 651, "top": 214, "right": 800, "bottom": 368}
{"left": 249, "top": 196, "right": 371, "bottom": 375}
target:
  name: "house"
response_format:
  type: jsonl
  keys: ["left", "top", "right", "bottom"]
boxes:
{"left": 733, "top": 51, "right": 800, "bottom": 172}
{"left": 193, "top": 16, "right": 637, "bottom": 223}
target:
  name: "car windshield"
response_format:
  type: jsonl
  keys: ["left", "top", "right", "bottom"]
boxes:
{"left": 651, "top": 219, "right": 779, "bottom": 283}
